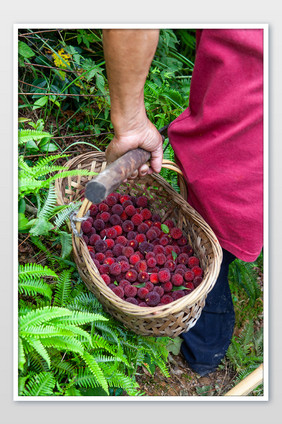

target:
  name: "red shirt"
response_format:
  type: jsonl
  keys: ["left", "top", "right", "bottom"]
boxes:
{"left": 168, "top": 29, "right": 263, "bottom": 262}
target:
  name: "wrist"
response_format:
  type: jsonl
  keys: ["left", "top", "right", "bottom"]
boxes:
{"left": 110, "top": 104, "right": 148, "bottom": 137}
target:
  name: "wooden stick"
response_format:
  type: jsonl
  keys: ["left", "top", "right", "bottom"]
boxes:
{"left": 224, "top": 364, "right": 263, "bottom": 396}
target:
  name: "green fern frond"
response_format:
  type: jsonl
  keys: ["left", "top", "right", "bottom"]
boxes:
{"left": 53, "top": 269, "right": 73, "bottom": 307}
{"left": 81, "top": 351, "right": 109, "bottom": 394}
{"left": 18, "top": 263, "right": 58, "bottom": 282}
{"left": 18, "top": 338, "right": 26, "bottom": 372}
{"left": 37, "top": 184, "right": 57, "bottom": 218}
{"left": 54, "top": 202, "right": 82, "bottom": 229}
{"left": 51, "top": 310, "right": 108, "bottom": 326}
{"left": 22, "top": 337, "right": 51, "bottom": 368}
{"left": 35, "top": 154, "right": 69, "bottom": 168}
{"left": 19, "top": 278, "right": 52, "bottom": 300}
{"left": 42, "top": 336, "right": 85, "bottom": 355}
{"left": 19, "top": 306, "right": 72, "bottom": 330}
{"left": 67, "top": 292, "right": 103, "bottom": 313}
{"left": 20, "top": 372, "right": 56, "bottom": 396}
{"left": 19, "top": 129, "right": 52, "bottom": 145}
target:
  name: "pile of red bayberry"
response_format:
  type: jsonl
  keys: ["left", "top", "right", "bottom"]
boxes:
{"left": 81, "top": 192, "right": 204, "bottom": 307}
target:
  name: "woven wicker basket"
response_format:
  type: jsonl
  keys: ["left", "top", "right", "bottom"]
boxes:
{"left": 55, "top": 151, "right": 222, "bottom": 338}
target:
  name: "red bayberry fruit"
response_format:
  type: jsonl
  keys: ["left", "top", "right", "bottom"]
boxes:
{"left": 146, "top": 229, "right": 157, "bottom": 241}
{"left": 120, "top": 195, "right": 130, "bottom": 204}
{"left": 112, "top": 244, "right": 123, "bottom": 257}
{"left": 162, "top": 281, "right": 173, "bottom": 292}
{"left": 122, "top": 246, "right": 134, "bottom": 258}
{"left": 116, "top": 235, "right": 127, "bottom": 246}
{"left": 137, "top": 223, "right": 149, "bottom": 234}
{"left": 160, "top": 294, "right": 174, "bottom": 304}
{"left": 124, "top": 284, "right": 138, "bottom": 298}
{"left": 172, "top": 290, "right": 185, "bottom": 300}
{"left": 101, "top": 274, "right": 111, "bottom": 285}
{"left": 159, "top": 235, "right": 169, "bottom": 246}
{"left": 135, "top": 260, "right": 147, "bottom": 273}
{"left": 105, "top": 238, "right": 115, "bottom": 249}
{"left": 120, "top": 260, "right": 130, "bottom": 273}
{"left": 152, "top": 286, "right": 163, "bottom": 298}
{"left": 81, "top": 220, "right": 93, "bottom": 234}
{"left": 145, "top": 291, "right": 160, "bottom": 306}
{"left": 194, "top": 276, "right": 203, "bottom": 287}
{"left": 149, "top": 273, "right": 159, "bottom": 284}
{"left": 131, "top": 213, "right": 143, "bottom": 226}
{"left": 100, "top": 211, "right": 111, "bottom": 223}
{"left": 188, "top": 256, "right": 200, "bottom": 268}
{"left": 171, "top": 273, "right": 184, "bottom": 287}
{"left": 177, "top": 253, "right": 189, "bottom": 265}
{"left": 135, "top": 233, "right": 146, "bottom": 244}
{"left": 185, "top": 282, "right": 195, "bottom": 291}
{"left": 122, "top": 220, "right": 134, "bottom": 233}
{"left": 127, "top": 239, "right": 138, "bottom": 250}
{"left": 170, "top": 227, "right": 183, "bottom": 240}
{"left": 184, "top": 269, "right": 195, "bottom": 281}
{"left": 109, "top": 263, "right": 121, "bottom": 276}
{"left": 137, "top": 287, "right": 149, "bottom": 299}
{"left": 105, "top": 194, "right": 117, "bottom": 206}
{"left": 125, "top": 269, "right": 138, "bottom": 282}
{"left": 112, "top": 286, "right": 124, "bottom": 298}
{"left": 111, "top": 204, "right": 123, "bottom": 215}
{"left": 156, "top": 253, "right": 166, "bottom": 266}
{"left": 93, "top": 219, "right": 105, "bottom": 231}
{"left": 109, "top": 214, "right": 122, "bottom": 226}
{"left": 89, "top": 204, "right": 98, "bottom": 217}
{"left": 104, "top": 257, "right": 115, "bottom": 266}
{"left": 125, "top": 205, "right": 136, "bottom": 216}
{"left": 98, "top": 202, "right": 109, "bottom": 212}
{"left": 113, "top": 225, "right": 122, "bottom": 236}
{"left": 95, "top": 252, "right": 105, "bottom": 263}
{"left": 94, "top": 240, "right": 107, "bottom": 253}
{"left": 141, "top": 208, "right": 152, "bottom": 220}
{"left": 147, "top": 256, "right": 157, "bottom": 268}
{"left": 129, "top": 253, "right": 140, "bottom": 265}
{"left": 158, "top": 268, "right": 171, "bottom": 283}
{"left": 136, "top": 196, "right": 148, "bottom": 208}
{"left": 138, "top": 272, "right": 149, "bottom": 283}
{"left": 126, "top": 297, "right": 138, "bottom": 305}
{"left": 165, "top": 260, "right": 176, "bottom": 272}
{"left": 192, "top": 266, "right": 203, "bottom": 277}
{"left": 105, "top": 227, "right": 117, "bottom": 239}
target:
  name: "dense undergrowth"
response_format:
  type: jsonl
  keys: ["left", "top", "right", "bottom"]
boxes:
{"left": 17, "top": 28, "right": 264, "bottom": 397}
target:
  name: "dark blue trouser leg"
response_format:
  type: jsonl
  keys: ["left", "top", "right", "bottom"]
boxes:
{"left": 181, "top": 249, "right": 236, "bottom": 376}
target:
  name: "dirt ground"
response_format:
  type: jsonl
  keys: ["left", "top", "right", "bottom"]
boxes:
{"left": 136, "top": 350, "right": 236, "bottom": 397}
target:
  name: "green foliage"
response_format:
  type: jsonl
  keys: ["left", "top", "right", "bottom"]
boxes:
{"left": 229, "top": 256, "right": 262, "bottom": 306}
{"left": 223, "top": 319, "right": 263, "bottom": 395}
{"left": 18, "top": 267, "right": 171, "bottom": 397}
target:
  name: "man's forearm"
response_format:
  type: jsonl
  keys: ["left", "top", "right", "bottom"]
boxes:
{"left": 102, "top": 29, "right": 160, "bottom": 133}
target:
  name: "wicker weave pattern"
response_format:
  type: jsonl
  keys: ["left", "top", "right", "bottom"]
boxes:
{"left": 55, "top": 152, "right": 222, "bottom": 337}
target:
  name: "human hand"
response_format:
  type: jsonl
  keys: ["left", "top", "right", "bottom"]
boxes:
{"left": 106, "top": 115, "right": 163, "bottom": 178}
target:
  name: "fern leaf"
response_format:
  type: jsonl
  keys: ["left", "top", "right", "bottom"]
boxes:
{"left": 54, "top": 202, "right": 82, "bottom": 229}
{"left": 37, "top": 184, "right": 57, "bottom": 219}
{"left": 53, "top": 269, "right": 73, "bottom": 307}
{"left": 21, "top": 372, "right": 56, "bottom": 396}
{"left": 19, "top": 278, "right": 52, "bottom": 300}
{"left": 35, "top": 154, "right": 69, "bottom": 168}
{"left": 81, "top": 351, "right": 109, "bottom": 394}
{"left": 18, "top": 129, "right": 52, "bottom": 145}
{"left": 57, "top": 231, "right": 73, "bottom": 259}
{"left": 22, "top": 337, "right": 51, "bottom": 368}
{"left": 19, "top": 306, "right": 72, "bottom": 330}
{"left": 18, "top": 338, "right": 26, "bottom": 372}
{"left": 18, "top": 263, "right": 58, "bottom": 282}
{"left": 51, "top": 310, "right": 108, "bottom": 326}
{"left": 42, "top": 336, "right": 85, "bottom": 355}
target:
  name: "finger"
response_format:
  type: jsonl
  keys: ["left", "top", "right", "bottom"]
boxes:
{"left": 148, "top": 144, "right": 163, "bottom": 174}
{"left": 139, "top": 163, "right": 149, "bottom": 177}
{"left": 127, "top": 170, "right": 139, "bottom": 180}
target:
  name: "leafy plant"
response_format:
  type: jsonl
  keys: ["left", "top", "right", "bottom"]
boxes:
{"left": 18, "top": 265, "right": 170, "bottom": 397}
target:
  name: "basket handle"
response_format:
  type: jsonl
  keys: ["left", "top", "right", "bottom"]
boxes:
{"left": 75, "top": 157, "right": 187, "bottom": 236}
